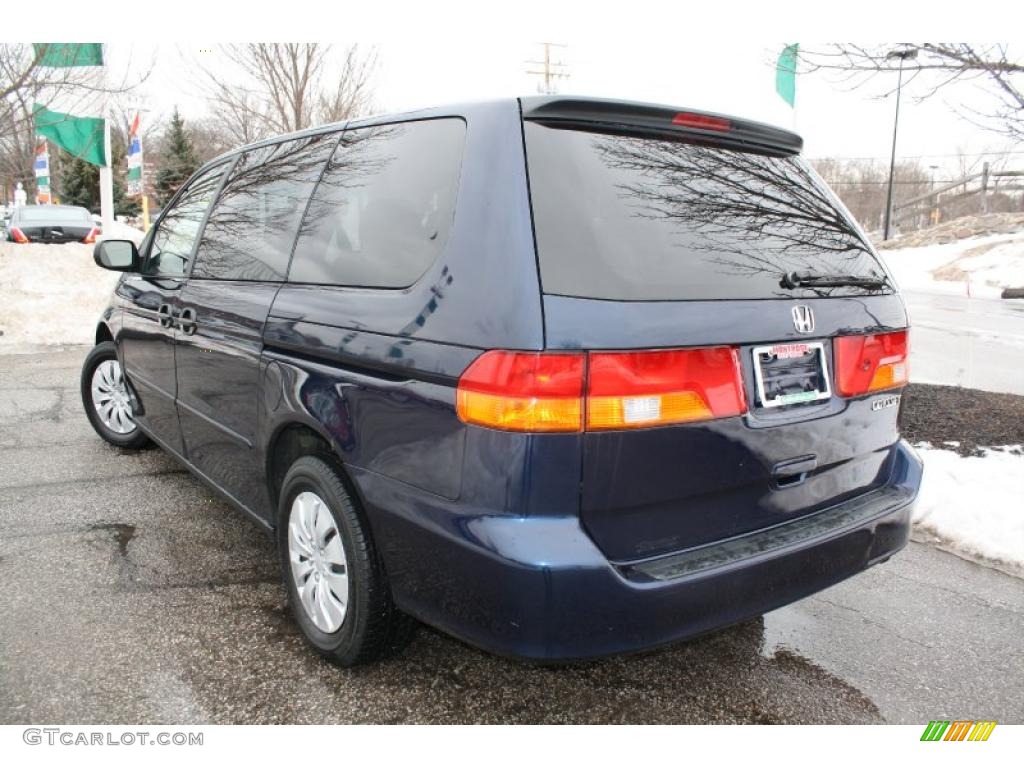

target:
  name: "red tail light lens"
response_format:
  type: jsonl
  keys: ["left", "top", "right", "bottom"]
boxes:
{"left": 82, "top": 227, "right": 99, "bottom": 244}
{"left": 587, "top": 348, "right": 746, "bottom": 430}
{"left": 10, "top": 226, "right": 29, "bottom": 244}
{"left": 672, "top": 112, "right": 731, "bottom": 132}
{"left": 456, "top": 347, "right": 747, "bottom": 432}
{"left": 835, "top": 331, "right": 909, "bottom": 396}
{"left": 456, "top": 351, "right": 585, "bottom": 432}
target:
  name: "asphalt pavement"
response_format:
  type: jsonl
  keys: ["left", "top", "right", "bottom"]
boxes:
{"left": 905, "top": 290, "right": 1024, "bottom": 396}
{"left": 1, "top": 347, "right": 1021, "bottom": 724}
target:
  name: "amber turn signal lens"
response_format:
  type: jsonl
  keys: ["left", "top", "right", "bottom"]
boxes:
{"left": 455, "top": 351, "right": 585, "bottom": 432}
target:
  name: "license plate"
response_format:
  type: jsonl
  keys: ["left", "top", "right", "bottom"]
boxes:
{"left": 752, "top": 341, "right": 832, "bottom": 409}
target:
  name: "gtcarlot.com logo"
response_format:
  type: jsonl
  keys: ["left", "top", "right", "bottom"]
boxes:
{"left": 921, "top": 721, "right": 997, "bottom": 742}
{"left": 23, "top": 728, "right": 203, "bottom": 746}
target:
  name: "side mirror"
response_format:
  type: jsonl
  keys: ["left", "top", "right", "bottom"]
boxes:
{"left": 93, "top": 239, "right": 140, "bottom": 272}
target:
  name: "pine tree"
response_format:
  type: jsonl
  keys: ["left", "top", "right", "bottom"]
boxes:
{"left": 155, "top": 107, "right": 200, "bottom": 205}
{"left": 59, "top": 154, "right": 99, "bottom": 209}
{"left": 56, "top": 145, "right": 137, "bottom": 217}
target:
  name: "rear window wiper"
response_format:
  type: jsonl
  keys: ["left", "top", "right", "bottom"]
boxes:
{"left": 780, "top": 271, "right": 890, "bottom": 290}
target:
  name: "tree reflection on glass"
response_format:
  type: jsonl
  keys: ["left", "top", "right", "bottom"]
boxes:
{"left": 526, "top": 122, "right": 890, "bottom": 302}
{"left": 193, "top": 134, "right": 338, "bottom": 281}
{"left": 290, "top": 120, "right": 463, "bottom": 289}
{"left": 591, "top": 134, "right": 886, "bottom": 297}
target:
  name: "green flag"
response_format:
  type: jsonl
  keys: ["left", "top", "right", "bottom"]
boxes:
{"left": 776, "top": 43, "right": 799, "bottom": 107}
{"left": 33, "top": 43, "right": 104, "bottom": 68}
{"left": 34, "top": 104, "right": 106, "bottom": 166}
{"left": 32, "top": 43, "right": 107, "bottom": 166}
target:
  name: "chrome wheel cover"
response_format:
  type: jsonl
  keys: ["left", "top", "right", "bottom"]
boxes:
{"left": 91, "top": 359, "right": 136, "bottom": 435}
{"left": 288, "top": 491, "right": 349, "bottom": 633}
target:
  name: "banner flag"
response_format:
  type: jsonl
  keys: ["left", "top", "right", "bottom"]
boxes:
{"left": 127, "top": 112, "right": 144, "bottom": 197}
{"left": 34, "top": 138, "right": 51, "bottom": 204}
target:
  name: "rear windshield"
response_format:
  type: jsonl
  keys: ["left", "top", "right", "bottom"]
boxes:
{"left": 18, "top": 206, "right": 91, "bottom": 224}
{"left": 524, "top": 122, "right": 888, "bottom": 301}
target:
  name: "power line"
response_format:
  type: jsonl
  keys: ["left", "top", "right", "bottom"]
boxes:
{"left": 526, "top": 42, "right": 569, "bottom": 95}
{"left": 827, "top": 179, "right": 985, "bottom": 185}
{"left": 806, "top": 149, "right": 1024, "bottom": 162}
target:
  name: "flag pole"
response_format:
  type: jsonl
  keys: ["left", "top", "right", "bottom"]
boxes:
{"left": 99, "top": 115, "right": 113, "bottom": 234}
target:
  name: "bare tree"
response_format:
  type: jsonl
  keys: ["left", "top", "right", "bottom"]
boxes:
{"left": 193, "top": 43, "right": 378, "bottom": 144}
{"left": 189, "top": 117, "right": 237, "bottom": 164}
{"left": 796, "top": 44, "right": 1024, "bottom": 141}
{"left": 811, "top": 157, "right": 933, "bottom": 233}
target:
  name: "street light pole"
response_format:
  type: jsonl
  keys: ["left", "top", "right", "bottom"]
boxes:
{"left": 883, "top": 47, "right": 917, "bottom": 241}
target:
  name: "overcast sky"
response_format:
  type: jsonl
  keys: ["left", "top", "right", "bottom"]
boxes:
{"left": 103, "top": 28, "right": 1020, "bottom": 181}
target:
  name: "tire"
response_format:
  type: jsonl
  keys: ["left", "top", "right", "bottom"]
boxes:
{"left": 80, "top": 341, "right": 151, "bottom": 449}
{"left": 277, "top": 455, "right": 415, "bottom": 666}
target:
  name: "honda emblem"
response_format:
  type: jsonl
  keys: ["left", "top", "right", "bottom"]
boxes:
{"left": 791, "top": 305, "right": 815, "bottom": 334}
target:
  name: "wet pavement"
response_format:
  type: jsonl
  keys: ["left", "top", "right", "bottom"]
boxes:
{"left": 904, "top": 289, "right": 1024, "bottom": 396}
{"left": 1, "top": 347, "right": 1022, "bottom": 724}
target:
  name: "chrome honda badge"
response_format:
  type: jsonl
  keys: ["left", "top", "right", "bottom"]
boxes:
{"left": 791, "top": 305, "right": 815, "bottom": 334}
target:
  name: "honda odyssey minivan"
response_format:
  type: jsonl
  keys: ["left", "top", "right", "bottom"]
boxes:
{"left": 83, "top": 96, "right": 922, "bottom": 666}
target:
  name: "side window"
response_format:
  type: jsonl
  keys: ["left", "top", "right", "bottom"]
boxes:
{"left": 144, "top": 164, "right": 226, "bottom": 277}
{"left": 288, "top": 118, "right": 466, "bottom": 288}
{"left": 190, "top": 134, "right": 335, "bottom": 281}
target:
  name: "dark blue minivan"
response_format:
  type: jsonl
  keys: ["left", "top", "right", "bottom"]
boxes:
{"left": 83, "top": 96, "right": 922, "bottom": 665}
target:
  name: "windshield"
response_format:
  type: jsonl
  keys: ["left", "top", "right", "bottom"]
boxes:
{"left": 524, "top": 122, "right": 889, "bottom": 301}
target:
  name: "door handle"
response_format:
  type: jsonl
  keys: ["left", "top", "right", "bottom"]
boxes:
{"left": 178, "top": 307, "right": 198, "bottom": 335}
{"left": 157, "top": 303, "right": 174, "bottom": 329}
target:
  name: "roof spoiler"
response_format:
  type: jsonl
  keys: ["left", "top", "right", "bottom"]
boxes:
{"left": 520, "top": 96, "right": 803, "bottom": 157}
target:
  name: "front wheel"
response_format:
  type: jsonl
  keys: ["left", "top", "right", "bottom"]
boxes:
{"left": 80, "top": 341, "right": 151, "bottom": 449}
{"left": 277, "top": 455, "right": 415, "bottom": 666}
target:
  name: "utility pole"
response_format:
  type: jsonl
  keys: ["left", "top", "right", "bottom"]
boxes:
{"left": 99, "top": 116, "right": 114, "bottom": 233}
{"left": 929, "top": 164, "right": 940, "bottom": 225}
{"left": 980, "top": 161, "right": 990, "bottom": 214}
{"left": 526, "top": 43, "right": 569, "bottom": 94}
{"left": 883, "top": 46, "right": 917, "bottom": 241}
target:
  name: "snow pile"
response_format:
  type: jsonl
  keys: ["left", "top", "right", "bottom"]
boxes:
{"left": 100, "top": 220, "right": 146, "bottom": 244}
{"left": 0, "top": 221, "right": 145, "bottom": 351}
{"left": 0, "top": 242, "right": 120, "bottom": 351}
{"left": 913, "top": 444, "right": 1024, "bottom": 576}
{"left": 882, "top": 231, "right": 1024, "bottom": 298}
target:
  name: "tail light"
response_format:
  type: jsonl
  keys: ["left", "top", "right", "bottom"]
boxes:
{"left": 586, "top": 348, "right": 746, "bottom": 430}
{"left": 82, "top": 227, "right": 99, "bottom": 244}
{"left": 456, "top": 347, "right": 746, "bottom": 433}
{"left": 835, "top": 331, "right": 909, "bottom": 396}
{"left": 10, "top": 226, "right": 29, "bottom": 244}
{"left": 456, "top": 351, "right": 584, "bottom": 432}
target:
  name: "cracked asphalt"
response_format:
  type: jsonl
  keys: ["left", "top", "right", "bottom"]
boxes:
{"left": 1, "top": 347, "right": 1022, "bottom": 724}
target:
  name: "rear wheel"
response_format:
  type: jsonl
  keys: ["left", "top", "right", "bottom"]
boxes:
{"left": 277, "top": 455, "right": 415, "bottom": 666}
{"left": 80, "top": 342, "right": 150, "bottom": 449}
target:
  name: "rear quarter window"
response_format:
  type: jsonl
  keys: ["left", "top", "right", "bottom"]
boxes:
{"left": 524, "top": 122, "right": 887, "bottom": 301}
{"left": 287, "top": 118, "right": 466, "bottom": 288}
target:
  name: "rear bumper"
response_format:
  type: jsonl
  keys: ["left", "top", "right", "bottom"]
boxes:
{"left": 356, "top": 439, "right": 923, "bottom": 661}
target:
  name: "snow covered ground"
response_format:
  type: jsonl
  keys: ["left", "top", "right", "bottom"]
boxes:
{"left": 913, "top": 444, "right": 1024, "bottom": 577}
{"left": 0, "top": 223, "right": 142, "bottom": 353}
{"left": 882, "top": 231, "right": 1024, "bottom": 299}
